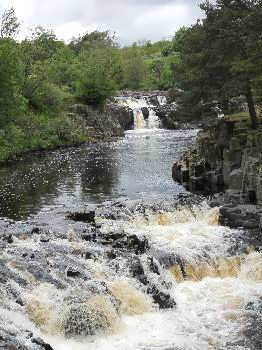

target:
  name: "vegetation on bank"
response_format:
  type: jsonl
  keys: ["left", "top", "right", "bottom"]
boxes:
{"left": 174, "top": 0, "right": 262, "bottom": 129}
{"left": 0, "top": 114, "right": 86, "bottom": 161}
{"left": 0, "top": 8, "right": 182, "bottom": 162}
{"left": 0, "top": 1, "right": 262, "bottom": 161}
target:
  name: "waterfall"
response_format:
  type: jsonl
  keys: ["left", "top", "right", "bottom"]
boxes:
{"left": 157, "top": 95, "right": 167, "bottom": 106}
{"left": 116, "top": 95, "right": 163, "bottom": 130}
{"left": 133, "top": 108, "right": 146, "bottom": 129}
{"left": 1, "top": 201, "right": 262, "bottom": 350}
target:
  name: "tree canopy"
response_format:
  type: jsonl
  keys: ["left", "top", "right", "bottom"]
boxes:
{"left": 174, "top": 0, "right": 262, "bottom": 128}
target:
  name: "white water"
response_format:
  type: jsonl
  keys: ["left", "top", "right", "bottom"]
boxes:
{"left": 2, "top": 202, "right": 261, "bottom": 349}
{"left": 116, "top": 96, "right": 162, "bottom": 130}
{"left": 42, "top": 204, "right": 262, "bottom": 350}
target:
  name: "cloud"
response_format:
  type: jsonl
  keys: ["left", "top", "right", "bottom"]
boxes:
{"left": 0, "top": 0, "right": 203, "bottom": 44}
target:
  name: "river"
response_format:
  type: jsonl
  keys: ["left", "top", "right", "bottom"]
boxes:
{"left": 0, "top": 96, "right": 261, "bottom": 350}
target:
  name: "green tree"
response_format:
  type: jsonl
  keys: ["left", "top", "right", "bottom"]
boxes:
{"left": 70, "top": 30, "right": 117, "bottom": 54}
{"left": 0, "top": 7, "right": 19, "bottom": 38}
{"left": 175, "top": 0, "right": 262, "bottom": 128}
{"left": 21, "top": 28, "right": 69, "bottom": 112}
{"left": 76, "top": 48, "right": 121, "bottom": 106}
{"left": 120, "top": 46, "right": 147, "bottom": 90}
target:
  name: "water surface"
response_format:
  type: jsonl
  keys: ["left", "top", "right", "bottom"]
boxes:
{"left": 0, "top": 129, "right": 197, "bottom": 220}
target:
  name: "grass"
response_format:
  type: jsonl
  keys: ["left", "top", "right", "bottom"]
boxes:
{"left": 224, "top": 111, "right": 262, "bottom": 128}
{"left": 224, "top": 111, "right": 250, "bottom": 122}
{"left": 0, "top": 113, "right": 88, "bottom": 162}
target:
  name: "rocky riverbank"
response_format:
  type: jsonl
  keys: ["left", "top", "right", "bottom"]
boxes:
{"left": 1, "top": 198, "right": 261, "bottom": 349}
{"left": 66, "top": 91, "right": 180, "bottom": 138}
{"left": 173, "top": 119, "right": 262, "bottom": 230}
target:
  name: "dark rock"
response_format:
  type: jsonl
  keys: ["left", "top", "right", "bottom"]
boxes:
{"left": 31, "top": 227, "right": 40, "bottom": 235}
{"left": 129, "top": 257, "right": 148, "bottom": 285}
{"left": 66, "top": 210, "right": 95, "bottom": 223}
{"left": 66, "top": 267, "right": 81, "bottom": 278}
{"left": 3, "top": 234, "right": 13, "bottom": 244}
{"left": 31, "top": 337, "right": 54, "bottom": 350}
{"left": 147, "top": 286, "right": 176, "bottom": 309}
{"left": 40, "top": 235, "right": 49, "bottom": 243}
{"left": 141, "top": 107, "right": 149, "bottom": 119}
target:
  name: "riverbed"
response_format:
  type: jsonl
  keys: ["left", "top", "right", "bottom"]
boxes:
{"left": 0, "top": 126, "right": 261, "bottom": 350}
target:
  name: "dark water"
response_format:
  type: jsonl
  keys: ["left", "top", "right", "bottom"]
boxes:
{"left": 0, "top": 129, "right": 197, "bottom": 220}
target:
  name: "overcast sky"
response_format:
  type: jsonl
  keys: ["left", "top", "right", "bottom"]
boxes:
{"left": 0, "top": 0, "right": 203, "bottom": 44}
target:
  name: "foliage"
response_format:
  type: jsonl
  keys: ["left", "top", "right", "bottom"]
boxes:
{"left": 174, "top": 0, "right": 262, "bottom": 127}
{"left": 0, "top": 114, "right": 87, "bottom": 161}
{"left": 0, "top": 38, "right": 26, "bottom": 126}
{"left": 0, "top": 7, "right": 19, "bottom": 38}
{"left": 70, "top": 30, "right": 117, "bottom": 53}
{"left": 75, "top": 48, "right": 121, "bottom": 106}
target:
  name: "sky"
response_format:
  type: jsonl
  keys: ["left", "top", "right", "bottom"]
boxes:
{"left": 0, "top": 0, "right": 203, "bottom": 44}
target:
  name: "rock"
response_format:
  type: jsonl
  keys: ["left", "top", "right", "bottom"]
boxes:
{"left": 31, "top": 337, "right": 54, "bottom": 350}
{"left": 63, "top": 296, "right": 118, "bottom": 337}
{"left": 66, "top": 209, "right": 96, "bottom": 223}
{"left": 129, "top": 256, "right": 176, "bottom": 309}
{"left": 66, "top": 267, "right": 81, "bottom": 278}
{"left": 40, "top": 235, "right": 49, "bottom": 243}
{"left": 173, "top": 120, "right": 262, "bottom": 229}
{"left": 68, "top": 104, "right": 124, "bottom": 138}
{"left": 147, "top": 286, "right": 176, "bottom": 309}
{"left": 141, "top": 107, "right": 149, "bottom": 119}
{"left": 3, "top": 234, "right": 13, "bottom": 244}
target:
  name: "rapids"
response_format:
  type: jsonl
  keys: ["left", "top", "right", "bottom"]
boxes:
{"left": 0, "top": 97, "right": 261, "bottom": 350}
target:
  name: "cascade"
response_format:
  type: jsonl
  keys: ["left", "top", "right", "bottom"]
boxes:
{"left": 157, "top": 95, "right": 167, "bottom": 106}
{"left": 116, "top": 95, "right": 163, "bottom": 130}
{"left": 1, "top": 202, "right": 261, "bottom": 350}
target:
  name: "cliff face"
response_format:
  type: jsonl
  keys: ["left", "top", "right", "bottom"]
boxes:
{"left": 173, "top": 120, "right": 262, "bottom": 229}
{"left": 68, "top": 103, "right": 133, "bottom": 139}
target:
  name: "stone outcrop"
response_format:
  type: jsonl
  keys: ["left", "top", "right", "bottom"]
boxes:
{"left": 68, "top": 104, "right": 130, "bottom": 139}
{"left": 173, "top": 119, "right": 262, "bottom": 229}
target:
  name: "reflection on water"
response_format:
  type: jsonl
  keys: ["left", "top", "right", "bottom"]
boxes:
{"left": 0, "top": 129, "right": 197, "bottom": 220}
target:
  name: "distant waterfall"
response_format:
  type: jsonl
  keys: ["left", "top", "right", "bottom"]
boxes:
{"left": 116, "top": 96, "right": 163, "bottom": 130}
{"left": 133, "top": 108, "right": 146, "bottom": 129}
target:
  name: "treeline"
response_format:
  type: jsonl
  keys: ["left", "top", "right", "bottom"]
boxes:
{"left": 1, "top": 1, "right": 261, "bottom": 161}
{"left": 0, "top": 8, "right": 182, "bottom": 160}
{"left": 174, "top": 0, "right": 262, "bottom": 129}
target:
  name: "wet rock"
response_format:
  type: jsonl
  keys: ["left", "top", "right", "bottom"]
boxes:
{"left": 220, "top": 205, "right": 262, "bottom": 229}
{"left": 0, "top": 262, "right": 28, "bottom": 287}
{"left": 141, "top": 107, "right": 149, "bottom": 119}
{"left": 0, "top": 328, "right": 49, "bottom": 350}
{"left": 31, "top": 338, "right": 54, "bottom": 350}
{"left": 2, "top": 234, "right": 13, "bottom": 244}
{"left": 31, "top": 227, "right": 41, "bottom": 235}
{"left": 147, "top": 286, "right": 176, "bottom": 309}
{"left": 63, "top": 295, "right": 118, "bottom": 337}
{"left": 129, "top": 256, "right": 176, "bottom": 309}
{"left": 129, "top": 257, "right": 148, "bottom": 285}
{"left": 39, "top": 235, "right": 49, "bottom": 243}
{"left": 98, "top": 230, "right": 148, "bottom": 254}
{"left": 66, "top": 209, "right": 96, "bottom": 223}
{"left": 66, "top": 267, "right": 81, "bottom": 278}
{"left": 243, "top": 298, "right": 262, "bottom": 350}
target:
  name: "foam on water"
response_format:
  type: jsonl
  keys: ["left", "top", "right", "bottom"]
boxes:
{"left": 1, "top": 203, "right": 261, "bottom": 350}
{"left": 44, "top": 255, "right": 262, "bottom": 349}
{"left": 116, "top": 96, "right": 161, "bottom": 130}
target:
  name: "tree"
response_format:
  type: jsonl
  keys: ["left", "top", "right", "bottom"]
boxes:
{"left": 75, "top": 48, "right": 121, "bottom": 106}
{"left": 0, "top": 7, "right": 19, "bottom": 38}
{"left": 120, "top": 46, "right": 147, "bottom": 90}
{"left": 0, "top": 38, "right": 25, "bottom": 125}
{"left": 70, "top": 30, "right": 117, "bottom": 54}
{"left": 175, "top": 0, "right": 262, "bottom": 128}
{"left": 20, "top": 27, "right": 68, "bottom": 112}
